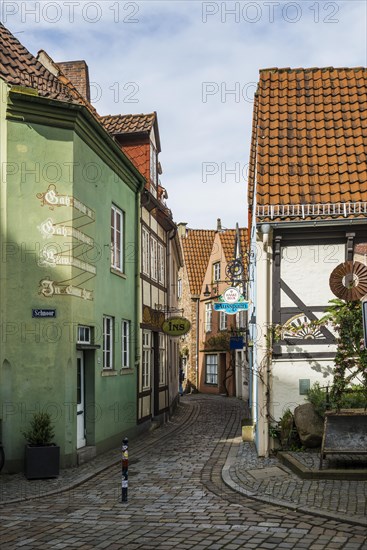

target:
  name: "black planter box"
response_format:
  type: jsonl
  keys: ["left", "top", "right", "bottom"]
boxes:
{"left": 24, "top": 444, "right": 60, "bottom": 479}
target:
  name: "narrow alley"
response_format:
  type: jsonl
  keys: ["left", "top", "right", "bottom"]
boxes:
{"left": 1, "top": 395, "right": 366, "bottom": 549}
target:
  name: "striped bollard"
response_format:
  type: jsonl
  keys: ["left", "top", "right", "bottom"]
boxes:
{"left": 121, "top": 437, "right": 128, "bottom": 502}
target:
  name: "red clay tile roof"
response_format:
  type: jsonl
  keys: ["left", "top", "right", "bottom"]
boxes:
{"left": 101, "top": 113, "right": 156, "bottom": 135}
{"left": 180, "top": 230, "right": 216, "bottom": 295}
{"left": 0, "top": 23, "right": 78, "bottom": 103}
{"left": 219, "top": 229, "right": 248, "bottom": 264}
{"left": 181, "top": 228, "right": 248, "bottom": 295}
{"left": 248, "top": 67, "right": 367, "bottom": 222}
{"left": 122, "top": 143, "right": 150, "bottom": 183}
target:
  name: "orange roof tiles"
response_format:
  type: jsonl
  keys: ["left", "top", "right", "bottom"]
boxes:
{"left": 101, "top": 113, "right": 156, "bottom": 135}
{"left": 0, "top": 23, "right": 79, "bottom": 104}
{"left": 248, "top": 67, "right": 367, "bottom": 222}
{"left": 219, "top": 229, "right": 248, "bottom": 264}
{"left": 180, "top": 230, "right": 216, "bottom": 295}
{"left": 181, "top": 228, "right": 248, "bottom": 295}
{"left": 122, "top": 143, "right": 150, "bottom": 183}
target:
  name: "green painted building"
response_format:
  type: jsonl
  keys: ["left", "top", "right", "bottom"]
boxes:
{"left": 0, "top": 24, "right": 144, "bottom": 472}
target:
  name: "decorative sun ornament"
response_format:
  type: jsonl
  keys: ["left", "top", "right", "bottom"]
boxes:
{"left": 329, "top": 261, "right": 367, "bottom": 301}
{"left": 225, "top": 259, "right": 244, "bottom": 279}
{"left": 282, "top": 314, "right": 325, "bottom": 340}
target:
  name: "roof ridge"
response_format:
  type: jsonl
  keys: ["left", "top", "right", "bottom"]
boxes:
{"left": 259, "top": 66, "right": 366, "bottom": 73}
{"left": 101, "top": 112, "right": 156, "bottom": 120}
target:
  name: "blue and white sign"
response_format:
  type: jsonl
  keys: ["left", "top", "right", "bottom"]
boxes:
{"left": 213, "top": 302, "right": 248, "bottom": 314}
{"left": 32, "top": 309, "right": 56, "bottom": 318}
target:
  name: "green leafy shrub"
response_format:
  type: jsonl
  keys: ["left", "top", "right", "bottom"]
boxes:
{"left": 22, "top": 412, "right": 55, "bottom": 446}
{"left": 307, "top": 382, "right": 367, "bottom": 418}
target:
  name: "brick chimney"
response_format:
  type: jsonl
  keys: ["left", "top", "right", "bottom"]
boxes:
{"left": 57, "top": 60, "right": 90, "bottom": 102}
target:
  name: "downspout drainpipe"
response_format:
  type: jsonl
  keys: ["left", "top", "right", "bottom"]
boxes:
{"left": 196, "top": 297, "right": 199, "bottom": 390}
{"left": 135, "top": 185, "right": 144, "bottom": 397}
{"left": 261, "top": 228, "right": 271, "bottom": 457}
{"left": 191, "top": 295, "right": 200, "bottom": 391}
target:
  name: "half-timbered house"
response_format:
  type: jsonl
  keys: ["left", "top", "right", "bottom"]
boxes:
{"left": 247, "top": 67, "right": 367, "bottom": 456}
{"left": 102, "top": 112, "right": 183, "bottom": 425}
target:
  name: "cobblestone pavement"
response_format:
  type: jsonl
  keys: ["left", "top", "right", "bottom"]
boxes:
{"left": 1, "top": 395, "right": 367, "bottom": 549}
{"left": 225, "top": 442, "right": 367, "bottom": 524}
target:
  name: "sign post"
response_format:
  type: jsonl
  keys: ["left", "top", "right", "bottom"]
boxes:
{"left": 121, "top": 437, "right": 128, "bottom": 502}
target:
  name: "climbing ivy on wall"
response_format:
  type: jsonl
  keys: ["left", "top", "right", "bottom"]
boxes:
{"left": 322, "top": 299, "right": 367, "bottom": 409}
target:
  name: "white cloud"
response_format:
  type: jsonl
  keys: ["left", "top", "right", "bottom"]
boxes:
{"left": 4, "top": 0, "right": 366, "bottom": 229}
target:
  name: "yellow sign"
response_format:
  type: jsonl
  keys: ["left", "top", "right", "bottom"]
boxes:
{"left": 162, "top": 317, "right": 191, "bottom": 337}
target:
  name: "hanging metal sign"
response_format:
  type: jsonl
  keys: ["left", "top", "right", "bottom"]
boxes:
{"left": 223, "top": 287, "right": 240, "bottom": 304}
{"left": 230, "top": 336, "right": 244, "bottom": 350}
{"left": 162, "top": 317, "right": 191, "bottom": 336}
{"left": 213, "top": 302, "right": 249, "bottom": 314}
{"left": 213, "top": 287, "right": 248, "bottom": 315}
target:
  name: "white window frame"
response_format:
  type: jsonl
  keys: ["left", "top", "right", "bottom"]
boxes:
{"left": 236, "top": 309, "right": 246, "bottom": 329}
{"left": 77, "top": 325, "right": 91, "bottom": 344}
{"left": 205, "top": 354, "right": 218, "bottom": 385}
{"left": 103, "top": 316, "right": 114, "bottom": 369}
{"left": 121, "top": 320, "right": 130, "bottom": 369}
{"left": 111, "top": 205, "right": 123, "bottom": 272}
{"left": 142, "top": 330, "right": 151, "bottom": 389}
{"left": 205, "top": 302, "right": 212, "bottom": 333}
{"left": 158, "top": 242, "right": 165, "bottom": 286}
{"left": 142, "top": 227, "right": 150, "bottom": 276}
{"left": 158, "top": 333, "right": 166, "bottom": 386}
{"left": 150, "top": 237, "right": 158, "bottom": 281}
{"left": 219, "top": 310, "right": 227, "bottom": 331}
{"left": 213, "top": 261, "right": 221, "bottom": 282}
{"left": 177, "top": 278, "right": 182, "bottom": 299}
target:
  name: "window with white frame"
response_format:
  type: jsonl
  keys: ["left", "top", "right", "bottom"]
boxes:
{"left": 236, "top": 309, "right": 246, "bottom": 329}
{"left": 205, "top": 302, "right": 212, "bottom": 332}
{"left": 77, "top": 325, "right": 91, "bottom": 344}
{"left": 177, "top": 278, "right": 182, "bottom": 299}
{"left": 103, "top": 316, "right": 114, "bottom": 369}
{"left": 158, "top": 242, "right": 165, "bottom": 286}
{"left": 213, "top": 261, "right": 221, "bottom": 282}
{"left": 158, "top": 333, "right": 166, "bottom": 385}
{"left": 142, "top": 330, "right": 151, "bottom": 389}
{"left": 121, "top": 320, "right": 130, "bottom": 369}
{"left": 150, "top": 237, "right": 158, "bottom": 281}
{"left": 219, "top": 310, "right": 227, "bottom": 331}
{"left": 142, "top": 227, "right": 150, "bottom": 276}
{"left": 111, "top": 205, "right": 123, "bottom": 272}
{"left": 205, "top": 354, "right": 218, "bottom": 385}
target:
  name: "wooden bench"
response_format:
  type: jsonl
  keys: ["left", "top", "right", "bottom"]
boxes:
{"left": 320, "top": 409, "right": 367, "bottom": 469}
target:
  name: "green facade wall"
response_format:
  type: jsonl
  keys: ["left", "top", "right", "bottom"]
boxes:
{"left": 0, "top": 88, "right": 142, "bottom": 471}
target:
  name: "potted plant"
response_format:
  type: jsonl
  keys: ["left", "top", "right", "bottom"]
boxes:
{"left": 22, "top": 412, "right": 60, "bottom": 479}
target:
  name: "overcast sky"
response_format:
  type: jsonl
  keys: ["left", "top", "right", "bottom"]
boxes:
{"left": 4, "top": 1, "right": 366, "bottom": 229}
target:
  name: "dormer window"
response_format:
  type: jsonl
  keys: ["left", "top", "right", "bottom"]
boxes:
{"left": 150, "top": 143, "right": 157, "bottom": 198}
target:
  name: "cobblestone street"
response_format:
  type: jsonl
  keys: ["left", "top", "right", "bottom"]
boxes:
{"left": 1, "top": 395, "right": 367, "bottom": 549}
